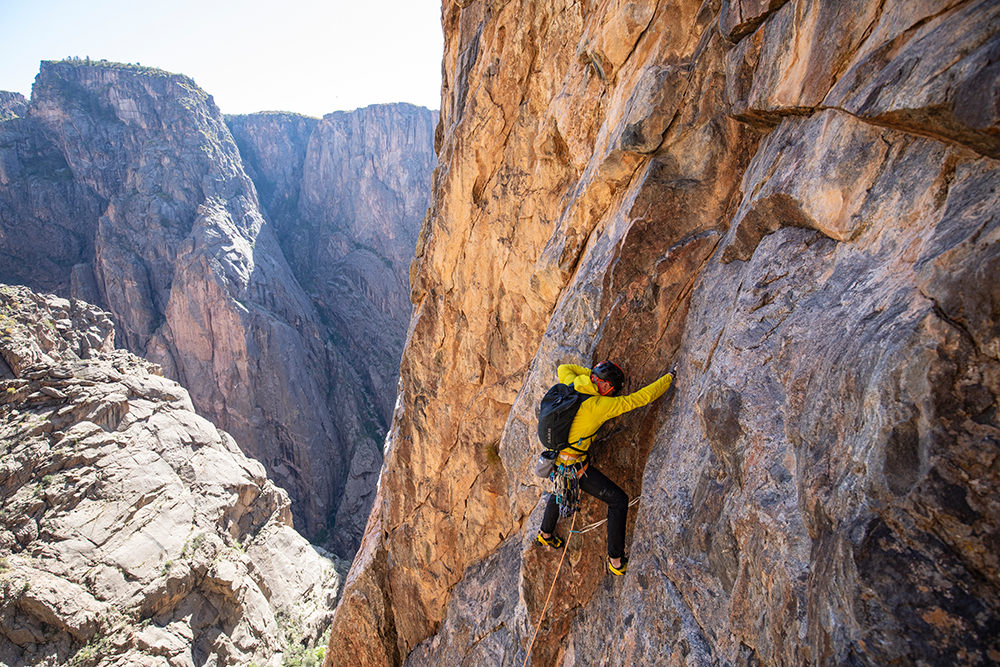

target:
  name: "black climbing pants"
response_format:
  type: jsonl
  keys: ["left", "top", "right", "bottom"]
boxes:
{"left": 540, "top": 466, "right": 628, "bottom": 559}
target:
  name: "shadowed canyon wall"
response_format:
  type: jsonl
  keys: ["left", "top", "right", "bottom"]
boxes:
{"left": 0, "top": 62, "right": 436, "bottom": 557}
{"left": 327, "top": 1, "right": 999, "bottom": 666}
{"left": 227, "top": 105, "right": 438, "bottom": 554}
{"left": 227, "top": 104, "right": 438, "bottom": 440}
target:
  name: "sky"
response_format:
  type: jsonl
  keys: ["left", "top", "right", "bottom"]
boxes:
{"left": 0, "top": 0, "right": 443, "bottom": 116}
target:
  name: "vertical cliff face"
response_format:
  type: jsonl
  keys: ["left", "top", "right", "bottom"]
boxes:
{"left": 0, "top": 88, "right": 104, "bottom": 299}
{"left": 228, "top": 105, "right": 438, "bottom": 425}
{"left": 0, "top": 62, "right": 435, "bottom": 557}
{"left": 228, "top": 105, "right": 438, "bottom": 554}
{"left": 328, "top": 1, "right": 999, "bottom": 666}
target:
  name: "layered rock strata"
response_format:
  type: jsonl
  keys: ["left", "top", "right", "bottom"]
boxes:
{"left": 0, "top": 62, "right": 436, "bottom": 555}
{"left": 0, "top": 284, "right": 345, "bottom": 667}
{"left": 327, "top": 1, "right": 1000, "bottom": 666}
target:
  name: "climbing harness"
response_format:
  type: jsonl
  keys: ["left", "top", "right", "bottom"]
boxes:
{"left": 550, "top": 461, "right": 587, "bottom": 517}
{"left": 535, "top": 420, "right": 627, "bottom": 478}
{"left": 521, "top": 511, "right": 578, "bottom": 667}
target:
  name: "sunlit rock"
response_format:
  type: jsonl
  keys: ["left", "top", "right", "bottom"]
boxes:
{"left": 329, "top": 1, "right": 1000, "bottom": 666}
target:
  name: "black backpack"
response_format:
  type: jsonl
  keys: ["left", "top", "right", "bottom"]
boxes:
{"left": 537, "top": 383, "right": 591, "bottom": 452}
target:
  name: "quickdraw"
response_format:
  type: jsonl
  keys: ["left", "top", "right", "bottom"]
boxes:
{"left": 570, "top": 495, "right": 643, "bottom": 534}
{"left": 550, "top": 461, "right": 587, "bottom": 517}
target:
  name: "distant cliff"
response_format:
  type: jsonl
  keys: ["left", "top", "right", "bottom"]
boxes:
{"left": 0, "top": 61, "right": 436, "bottom": 557}
{"left": 0, "top": 284, "right": 343, "bottom": 667}
{"left": 227, "top": 105, "right": 438, "bottom": 553}
{"left": 0, "top": 92, "right": 28, "bottom": 121}
{"left": 327, "top": 1, "right": 999, "bottom": 666}
{"left": 229, "top": 106, "right": 437, "bottom": 423}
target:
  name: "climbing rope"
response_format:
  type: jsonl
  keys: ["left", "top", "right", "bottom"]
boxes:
{"left": 521, "top": 511, "right": 577, "bottom": 667}
{"left": 569, "top": 495, "right": 642, "bottom": 535}
{"left": 520, "top": 494, "right": 642, "bottom": 664}
{"left": 521, "top": 411, "right": 654, "bottom": 664}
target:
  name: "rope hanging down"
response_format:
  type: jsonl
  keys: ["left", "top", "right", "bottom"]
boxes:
{"left": 520, "top": 495, "right": 641, "bottom": 664}
{"left": 569, "top": 495, "right": 642, "bottom": 535}
{"left": 521, "top": 512, "right": 577, "bottom": 667}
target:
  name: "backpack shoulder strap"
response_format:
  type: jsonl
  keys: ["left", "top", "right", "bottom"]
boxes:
{"left": 560, "top": 395, "right": 601, "bottom": 454}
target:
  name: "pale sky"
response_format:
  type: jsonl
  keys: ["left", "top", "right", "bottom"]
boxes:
{"left": 0, "top": 0, "right": 443, "bottom": 116}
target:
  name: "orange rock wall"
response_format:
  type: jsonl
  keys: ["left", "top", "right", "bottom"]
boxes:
{"left": 328, "top": 1, "right": 1000, "bottom": 665}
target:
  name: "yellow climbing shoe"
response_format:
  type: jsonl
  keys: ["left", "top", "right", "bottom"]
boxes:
{"left": 536, "top": 532, "right": 563, "bottom": 549}
{"left": 607, "top": 556, "right": 629, "bottom": 576}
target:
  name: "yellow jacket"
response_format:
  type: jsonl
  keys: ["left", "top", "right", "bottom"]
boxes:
{"left": 556, "top": 364, "right": 673, "bottom": 464}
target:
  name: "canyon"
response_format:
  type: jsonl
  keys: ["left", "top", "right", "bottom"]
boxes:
{"left": 0, "top": 62, "right": 437, "bottom": 558}
{"left": 326, "top": 0, "right": 1000, "bottom": 666}
{"left": 2, "top": 0, "right": 998, "bottom": 665}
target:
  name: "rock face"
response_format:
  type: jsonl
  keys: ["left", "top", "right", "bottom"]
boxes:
{"left": 229, "top": 105, "right": 437, "bottom": 425}
{"left": 0, "top": 61, "right": 436, "bottom": 556}
{"left": 0, "top": 284, "right": 344, "bottom": 666}
{"left": 0, "top": 92, "right": 28, "bottom": 121}
{"left": 327, "top": 1, "right": 1000, "bottom": 666}
{"left": 227, "top": 106, "right": 438, "bottom": 554}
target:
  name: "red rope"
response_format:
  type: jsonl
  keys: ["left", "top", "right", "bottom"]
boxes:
{"left": 521, "top": 511, "right": 578, "bottom": 667}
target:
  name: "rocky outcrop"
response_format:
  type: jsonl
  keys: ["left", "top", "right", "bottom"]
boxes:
{"left": 0, "top": 92, "right": 28, "bottom": 121}
{"left": 328, "top": 1, "right": 999, "bottom": 666}
{"left": 0, "top": 61, "right": 436, "bottom": 556}
{"left": 0, "top": 284, "right": 345, "bottom": 666}
{"left": 228, "top": 106, "right": 438, "bottom": 554}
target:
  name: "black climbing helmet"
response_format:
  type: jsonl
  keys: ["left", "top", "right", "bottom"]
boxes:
{"left": 592, "top": 361, "right": 625, "bottom": 396}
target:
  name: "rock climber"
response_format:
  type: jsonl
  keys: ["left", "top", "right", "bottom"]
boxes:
{"left": 536, "top": 361, "right": 674, "bottom": 575}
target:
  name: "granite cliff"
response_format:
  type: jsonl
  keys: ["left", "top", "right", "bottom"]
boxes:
{"left": 227, "top": 106, "right": 438, "bottom": 554}
{"left": 0, "top": 61, "right": 437, "bottom": 556}
{"left": 327, "top": 1, "right": 1000, "bottom": 666}
{"left": 0, "top": 284, "right": 343, "bottom": 666}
